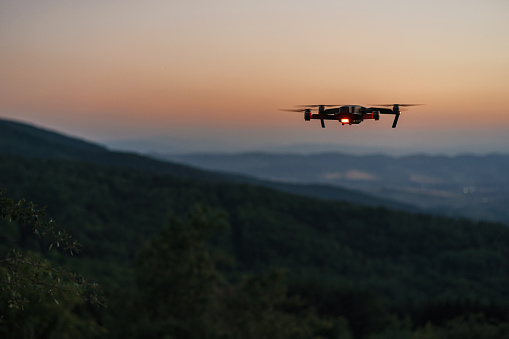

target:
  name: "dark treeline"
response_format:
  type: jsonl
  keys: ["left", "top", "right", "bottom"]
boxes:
{"left": 2, "top": 154, "right": 509, "bottom": 338}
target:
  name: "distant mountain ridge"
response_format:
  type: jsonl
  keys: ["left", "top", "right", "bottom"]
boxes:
{"left": 0, "top": 117, "right": 411, "bottom": 210}
{"left": 156, "top": 151, "right": 509, "bottom": 224}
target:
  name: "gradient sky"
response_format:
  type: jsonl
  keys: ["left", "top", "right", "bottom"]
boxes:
{"left": 1, "top": 0, "right": 508, "bottom": 154}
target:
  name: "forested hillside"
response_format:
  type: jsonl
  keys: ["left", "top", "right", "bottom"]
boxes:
{"left": 2, "top": 118, "right": 509, "bottom": 338}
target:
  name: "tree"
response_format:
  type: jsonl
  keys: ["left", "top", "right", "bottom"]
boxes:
{"left": 213, "top": 269, "right": 335, "bottom": 339}
{"left": 134, "top": 205, "right": 227, "bottom": 338}
{"left": 0, "top": 191, "right": 104, "bottom": 310}
{"left": 133, "top": 205, "right": 332, "bottom": 339}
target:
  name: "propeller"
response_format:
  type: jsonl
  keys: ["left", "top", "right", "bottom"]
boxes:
{"left": 279, "top": 106, "right": 327, "bottom": 127}
{"left": 371, "top": 104, "right": 423, "bottom": 107}
{"left": 279, "top": 104, "right": 342, "bottom": 114}
{"left": 295, "top": 104, "right": 343, "bottom": 107}
{"left": 279, "top": 108, "right": 310, "bottom": 112}
{"left": 292, "top": 105, "right": 343, "bottom": 116}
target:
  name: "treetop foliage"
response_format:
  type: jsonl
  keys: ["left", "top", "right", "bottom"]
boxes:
{"left": 0, "top": 190, "right": 105, "bottom": 311}
{"left": 0, "top": 190, "right": 79, "bottom": 254}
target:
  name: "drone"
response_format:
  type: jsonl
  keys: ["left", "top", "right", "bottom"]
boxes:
{"left": 280, "top": 104, "right": 422, "bottom": 128}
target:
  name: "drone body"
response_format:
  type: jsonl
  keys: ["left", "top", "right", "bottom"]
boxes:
{"left": 281, "top": 104, "right": 421, "bottom": 128}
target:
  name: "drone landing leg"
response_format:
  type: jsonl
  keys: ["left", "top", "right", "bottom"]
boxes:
{"left": 321, "top": 119, "right": 325, "bottom": 128}
{"left": 392, "top": 113, "right": 400, "bottom": 128}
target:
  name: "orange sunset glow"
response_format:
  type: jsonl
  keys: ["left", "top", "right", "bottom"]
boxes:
{"left": 1, "top": 1, "right": 508, "bottom": 154}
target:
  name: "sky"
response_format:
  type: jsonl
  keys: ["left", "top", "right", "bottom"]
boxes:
{"left": 1, "top": 0, "right": 508, "bottom": 155}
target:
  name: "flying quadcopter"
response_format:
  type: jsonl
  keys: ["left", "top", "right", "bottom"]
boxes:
{"left": 280, "top": 104, "right": 422, "bottom": 128}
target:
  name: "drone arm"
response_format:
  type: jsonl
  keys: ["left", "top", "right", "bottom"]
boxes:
{"left": 368, "top": 107, "right": 393, "bottom": 115}
{"left": 368, "top": 107, "right": 401, "bottom": 128}
{"left": 309, "top": 113, "right": 336, "bottom": 128}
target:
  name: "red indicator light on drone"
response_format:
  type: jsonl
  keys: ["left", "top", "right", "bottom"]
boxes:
{"left": 341, "top": 118, "right": 350, "bottom": 124}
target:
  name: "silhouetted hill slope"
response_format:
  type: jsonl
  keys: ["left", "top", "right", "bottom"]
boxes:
{"left": 0, "top": 117, "right": 412, "bottom": 210}
{"left": 0, "top": 118, "right": 218, "bottom": 179}
{"left": 0, "top": 118, "right": 106, "bottom": 156}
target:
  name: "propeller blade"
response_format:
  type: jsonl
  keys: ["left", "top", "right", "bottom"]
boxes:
{"left": 371, "top": 104, "right": 424, "bottom": 107}
{"left": 321, "top": 119, "right": 325, "bottom": 128}
{"left": 392, "top": 113, "right": 400, "bottom": 128}
{"left": 295, "top": 104, "right": 343, "bottom": 108}
{"left": 374, "top": 108, "right": 405, "bottom": 114}
{"left": 279, "top": 108, "right": 309, "bottom": 112}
